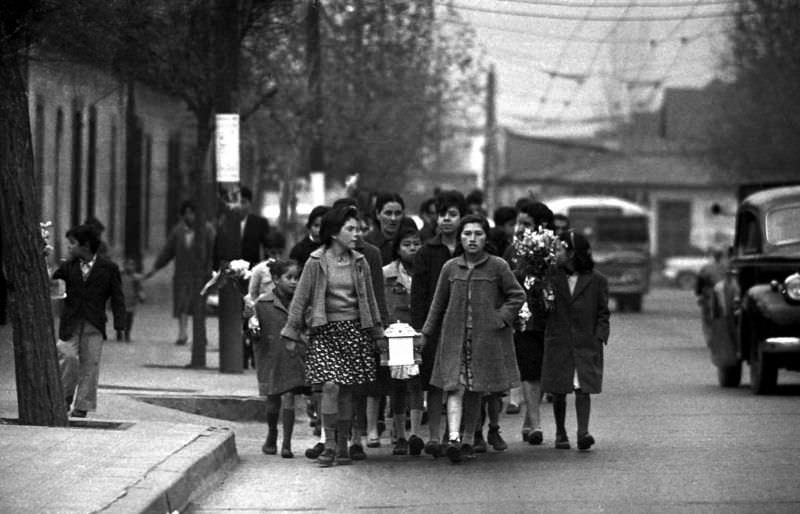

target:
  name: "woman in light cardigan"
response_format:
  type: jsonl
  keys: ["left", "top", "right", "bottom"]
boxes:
{"left": 281, "top": 205, "right": 383, "bottom": 468}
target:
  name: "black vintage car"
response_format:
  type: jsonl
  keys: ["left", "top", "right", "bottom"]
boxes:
{"left": 706, "top": 186, "right": 800, "bottom": 394}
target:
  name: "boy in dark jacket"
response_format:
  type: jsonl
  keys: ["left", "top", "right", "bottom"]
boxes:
{"left": 54, "top": 224, "right": 126, "bottom": 417}
{"left": 410, "top": 190, "right": 466, "bottom": 457}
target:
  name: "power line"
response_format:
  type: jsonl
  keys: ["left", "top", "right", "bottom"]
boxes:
{"left": 444, "top": 2, "right": 735, "bottom": 22}
{"left": 489, "top": 0, "right": 735, "bottom": 9}
{"left": 443, "top": 17, "right": 729, "bottom": 44}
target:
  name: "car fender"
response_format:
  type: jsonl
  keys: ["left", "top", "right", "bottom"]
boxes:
{"left": 744, "top": 284, "right": 800, "bottom": 327}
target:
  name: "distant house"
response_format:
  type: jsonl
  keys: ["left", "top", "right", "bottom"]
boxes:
{"left": 495, "top": 83, "right": 750, "bottom": 260}
{"left": 26, "top": 54, "right": 195, "bottom": 263}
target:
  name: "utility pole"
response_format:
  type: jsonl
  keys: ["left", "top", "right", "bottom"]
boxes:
{"left": 214, "top": 0, "right": 243, "bottom": 373}
{"left": 483, "top": 65, "right": 497, "bottom": 213}
{"left": 306, "top": 0, "right": 325, "bottom": 207}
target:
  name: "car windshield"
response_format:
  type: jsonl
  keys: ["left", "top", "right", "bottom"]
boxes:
{"left": 765, "top": 205, "right": 800, "bottom": 245}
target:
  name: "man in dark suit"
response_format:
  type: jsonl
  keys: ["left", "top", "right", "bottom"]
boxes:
{"left": 53, "top": 224, "right": 126, "bottom": 417}
{"left": 239, "top": 186, "right": 271, "bottom": 267}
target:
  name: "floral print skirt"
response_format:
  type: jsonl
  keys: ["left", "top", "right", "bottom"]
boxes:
{"left": 306, "top": 320, "right": 376, "bottom": 386}
{"left": 459, "top": 330, "right": 475, "bottom": 391}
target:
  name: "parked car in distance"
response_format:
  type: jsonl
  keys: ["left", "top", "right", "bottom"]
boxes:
{"left": 662, "top": 254, "right": 710, "bottom": 290}
{"left": 705, "top": 185, "right": 800, "bottom": 394}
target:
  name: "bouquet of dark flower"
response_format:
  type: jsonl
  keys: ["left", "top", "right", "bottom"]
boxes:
{"left": 511, "top": 226, "right": 563, "bottom": 325}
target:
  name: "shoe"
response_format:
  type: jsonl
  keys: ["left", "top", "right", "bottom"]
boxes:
{"left": 506, "top": 402, "right": 520, "bottom": 414}
{"left": 349, "top": 443, "right": 367, "bottom": 461}
{"left": 261, "top": 441, "right": 277, "bottom": 455}
{"left": 461, "top": 443, "right": 476, "bottom": 460}
{"left": 305, "top": 442, "right": 325, "bottom": 460}
{"left": 529, "top": 429, "right": 543, "bottom": 446}
{"left": 336, "top": 447, "right": 352, "bottom": 465}
{"left": 69, "top": 409, "right": 87, "bottom": 418}
{"left": 393, "top": 438, "right": 409, "bottom": 455}
{"left": 555, "top": 434, "right": 570, "bottom": 450}
{"left": 317, "top": 448, "right": 336, "bottom": 467}
{"left": 487, "top": 426, "right": 507, "bottom": 451}
{"left": 408, "top": 435, "right": 425, "bottom": 456}
{"left": 366, "top": 437, "right": 381, "bottom": 448}
{"left": 445, "top": 440, "right": 462, "bottom": 464}
{"left": 522, "top": 427, "right": 531, "bottom": 442}
{"left": 424, "top": 440, "right": 442, "bottom": 459}
{"left": 281, "top": 448, "right": 294, "bottom": 458}
{"left": 577, "top": 433, "right": 595, "bottom": 451}
{"left": 175, "top": 337, "right": 187, "bottom": 346}
{"left": 473, "top": 432, "right": 487, "bottom": 453}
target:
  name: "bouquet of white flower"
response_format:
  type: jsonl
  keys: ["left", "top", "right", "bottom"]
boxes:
{"left": 511, "top": 226, "right": 563, "bottom": 325}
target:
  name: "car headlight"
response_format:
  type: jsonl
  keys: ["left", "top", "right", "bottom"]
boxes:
{"left": 785, "top": 273, "right": 800, "bottom": 301}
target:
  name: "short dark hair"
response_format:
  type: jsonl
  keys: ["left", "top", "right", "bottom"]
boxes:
{"left": 465, "top": 189, "right": 484, "bottom": 205}
{"left": 419, "top": 197, "right": 437, "bottom": 215}
{"left": 240, "top": 187, "right": 253, "bottom": 202}
{"left": 66, "top": 224, "right": 101, "bottom": 254}
{"left": 562, "top": 230, "right": 594, "bottom": 273}
{"left": 391, "top": 218, "right": 421, "bottom": 260}
{"left": 553, "top": 213, "right": 570, "bottom": 226}
{"left": 320, "top": 205, "right": 360, "bottom": 246}
{"left": 374, "top": 192, "right": 405, "bottom": 213}
{"left": 83, "top": 216, "right": 105, "bottom": 233}
{"left": 493, "top": 206, "right": 518, "bottom": 226}
{"left": 456, "top": 214, "right": 491, "bottom": 241}
{"left": 268, "top": 258, "right": 299, "bottom": 278}
{"left": 435, "top": 190, "right": 467, "bottom": 216}
{"left": 518, "top": 199, "right": 554, "bottom": 229}
{"left": 306, "top": 205, "right": 331, "bottom": 229}
{"left": 332, "top": 197, "right": 357, "bottom": 210}
{"left": 179, "top": 200, "right": 196, "bottom": 216}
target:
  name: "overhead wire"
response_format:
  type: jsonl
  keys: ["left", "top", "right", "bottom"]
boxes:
{"left": 444, "top": 2, "right": 737, "bottom": 22}
{"left": 488, "top": 0, "right": 735, "bottom": 9}
{"left": 532, "top": 0, "right": 598, "bottom": 119}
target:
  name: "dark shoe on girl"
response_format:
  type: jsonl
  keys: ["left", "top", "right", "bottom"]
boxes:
{"left": 393, "top": 438, "right": 409, "bottom": 455}
{"left": 528, "top": 429, "right": 543, "bottom": 445}
{"left": 408, "top": 435, "right": 425, "bottom": 456}
{"left": 305, "top": 442, "right": 325, "bottom": 459}
{"left": 349, "top": 443, "right": 367, "bottom": 460}
{"left": 445, "top": 440, "right": 462, "bottom": 464}
{"left": 281, "top": 448, "right": 294, "bottom": 458}
{"left": 487, "top": 426, "right": 507, "bottom": 451}
{"left": 317, "top": 448, "right": 336, "bottom": 467}
{"left": 555, "top": 434, "right": 571, "bottom": 450}
{"left": 577, "top": 433, "right": 595, "bottom": 450}
{"left": 424, "top": 440, "right": 443, "bottom": 458}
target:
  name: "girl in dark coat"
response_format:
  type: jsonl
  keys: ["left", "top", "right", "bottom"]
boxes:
{"left": 255, "top": 259, "right": 304, "bottom": 458}
{"left": 422, "top": 215, "right": 525, "bottom": 463}
{"left": 541, "top": 232, "right": 610, "bottom": 451}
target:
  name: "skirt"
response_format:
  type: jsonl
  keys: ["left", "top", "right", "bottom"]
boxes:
{"left": 514, "top": 330, "right": 544, "bottom": 382}
{"left": 306, "top": 320, "right": 376, "bottom": 386}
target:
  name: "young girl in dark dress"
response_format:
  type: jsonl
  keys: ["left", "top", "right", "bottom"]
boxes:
{"left": 254, "top": 259, "right": 304, "bottom": 458}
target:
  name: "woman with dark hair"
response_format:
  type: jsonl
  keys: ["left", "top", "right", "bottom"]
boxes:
{"left": 281, "top": 205, "right": 383, "bottom": 467}
{"left": 382, "top": 219, "right": 424, "bottom": 456}
{"left": 421, "top": 214, "right": 525, "bottom": 463}
{"left": 145, "top": 200, "right": 214, "bottom": 346}
{"left": 254, "top": 259, "right": 304, "bottom": 458}
{"left": 364, "top": 192, "right": 406, "bottom": 264}
{"left": 289, "top": 205, "right": 330, "bottom": 269}
{"left": 541, "top": 231, "right": 610, "bottom": 451}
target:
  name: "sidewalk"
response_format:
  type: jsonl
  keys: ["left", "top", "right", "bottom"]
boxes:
{"left": 0, "top": 272, "right": 262, "bottom": 513}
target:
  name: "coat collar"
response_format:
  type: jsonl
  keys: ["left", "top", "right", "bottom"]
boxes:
{"left": 554, "top": 268, "right": 593, "bottom": 302}
{"left": 261, "top": 290, "right": 289, "bottom": 313}
{"left": 455, "top": 253, "right": 490, "bottom": 269}
{"left": 308, "top": 246, "right": 366, "bottom": 267}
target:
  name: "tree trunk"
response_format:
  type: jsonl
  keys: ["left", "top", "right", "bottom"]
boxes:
{"left": 0, "top": 48, "right": 68, "bottom": 426}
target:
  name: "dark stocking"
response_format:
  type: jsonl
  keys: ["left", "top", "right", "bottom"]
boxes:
{"left": 266, "top": 395, "right": 281, "bottom": 446}
{"left": 552, "top": 393, "right": 567, "bottom": 437}
{"left": 575, "top": 391, "right": 591, "bottom": 436}
{"left": 282, "top": 408, "right": 295, "bottom": 449}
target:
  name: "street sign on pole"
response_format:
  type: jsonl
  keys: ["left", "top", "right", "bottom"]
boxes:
{"left": 215, "top": 114, "right": 240, "bottom": 183}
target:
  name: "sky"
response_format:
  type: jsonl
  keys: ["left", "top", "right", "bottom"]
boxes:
{"left": 437, "top": 0, "right": 734, "bottom": 136}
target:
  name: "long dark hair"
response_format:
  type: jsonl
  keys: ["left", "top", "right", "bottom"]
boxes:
{"left": 319, "top": 205, "right": 360, "bottom": 247}
{"left": 562, "top": 231, "right": 594, "bottom": 273}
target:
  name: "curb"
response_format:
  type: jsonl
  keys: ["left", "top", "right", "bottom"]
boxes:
{"left": 101, "top": 426, "right": 239, "bottom": 514}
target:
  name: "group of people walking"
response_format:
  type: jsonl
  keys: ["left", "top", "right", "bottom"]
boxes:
{"left": 251, "top": 189, "right": 610, "bottom": 466}
{"left": 45, "top": 185, "right": 609, "bottom": 463}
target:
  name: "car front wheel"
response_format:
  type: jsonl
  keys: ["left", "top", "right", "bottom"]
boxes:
{"left": 749, "top": 342, "right": 777, "bottom": 394}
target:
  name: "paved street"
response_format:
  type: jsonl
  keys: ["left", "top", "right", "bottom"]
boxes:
{"left": 188, "top": 288, "right": 800, "bottom": 514}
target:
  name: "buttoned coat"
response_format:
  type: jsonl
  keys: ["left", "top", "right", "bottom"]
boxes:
{"left": 254, "top": 292, "right": 306, "bottom": 396}
{"left": 422, "top": 254, "right": 525, "bottom": 393}
{"left": 541, "top": 269, "right": 610, "bottom": 394}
